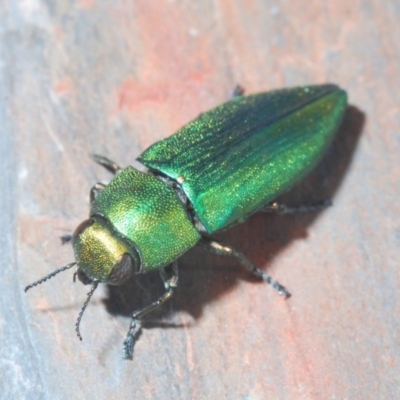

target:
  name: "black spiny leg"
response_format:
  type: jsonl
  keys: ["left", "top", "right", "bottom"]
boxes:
{"left": 261, "top": 199, "right": 331, "bottom": 215}
{"left": 91, "top": 154, "right": 122, "bottom": 174}
{"left": 123, "top": 261, "right": 178, "bottom": 360}
{"left": 90, "top": 182, "right": 106, "bottom": 203}
{"left": 199, "top": 237, "right": 290, "bottom": 298}
{"left": 232, "top": 85, "right": 245, "bottom": 98}
{"left": 60, "top": 182, "right": 106, "bottom": 245}
{"left": 60, "top": 234, "right": 73, "bottom": 245}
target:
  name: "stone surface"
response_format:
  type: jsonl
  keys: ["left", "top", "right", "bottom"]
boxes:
{"left": 1, "top": 1, "right": 399, "bottom": 399}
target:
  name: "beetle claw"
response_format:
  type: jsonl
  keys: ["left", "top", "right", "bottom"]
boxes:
{"left": 277, "top": 286, "right": 291, "bottom": 298}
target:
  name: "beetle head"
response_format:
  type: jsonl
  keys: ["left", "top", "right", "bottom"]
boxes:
{"left": 25, "top": 215, "right": 141, "bottom": 341}
{"left": 72, "top": 216, "right": 140, "bottom": 286}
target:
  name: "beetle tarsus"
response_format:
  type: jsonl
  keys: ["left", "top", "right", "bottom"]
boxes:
{"left": 123, "top": 320, "right": 142, "bottom": 360}
{"left": 122, "top": 262, "right": 178, "bottom": 360}
{"left": 60, "top": 234, "right": 73, "bottom": 245}
{"left": 199, "top": 237, "right": 290, "bottom": 297}
{"left": 263, "top": 276, "right": 291, "bottom": 298}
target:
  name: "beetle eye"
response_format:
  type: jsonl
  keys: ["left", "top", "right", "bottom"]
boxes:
{"left": 107, "top": 254, "right": 138, "bottom": 285}
{"left": 76, "top": 268, "right": 93, "bottom": 285}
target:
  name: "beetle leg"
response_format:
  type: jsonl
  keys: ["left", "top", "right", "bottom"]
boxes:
{"left": 60, "top": 234, "right": 73, "bottom": 244}
{"left": 123, "top": 261, "right": 178, "bottom": 360}
{"left": 91, "top": 154, "right": 122, "bottom": 174}
{"left": 232, "top": 85, "right": 245, "bottom": 98}
{"left": 58, "top": 183, "right": 106, "bottom": 245}
{"left": 261, "top": 199, "right": 331, "bottom": 215}
{"left": 199, "top": 237, "right": 290, "bottom": 298}
{"left": 90, "top": 182, "right": 106, "bottom": 203}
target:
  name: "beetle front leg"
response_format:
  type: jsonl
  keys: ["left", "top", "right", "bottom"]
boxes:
{"left": 261, "top": 199, "right": 331, "bottom": 215}
{"left": 60, "top": 234, "right": 73, "bottom": 245}
{"left": 123, "top": 261, "right": 178, "bottom": 360}
{"left": 232, "top": 85, "right": 245, "bottom": 98}
{"left": 199, "top": 237, "right": 290, "bottom": 298}
{"left": 59, "top": 183, "right": 106, "bottom": 245}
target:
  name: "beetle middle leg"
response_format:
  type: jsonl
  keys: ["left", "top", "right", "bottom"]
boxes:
{"left": 123, "top": 261, "right": 178, "bottom": 359}
{"left": 91, "top": 154, "right": 122, "bottom": 174}
{"left": 261, "top": 199, "right": 331, "bottom": 215}
{"left": 199, "top": 237, "right": 290, "bottom": 298}
{"left": 90, "top": 182, "right": 106, "bottom": 203}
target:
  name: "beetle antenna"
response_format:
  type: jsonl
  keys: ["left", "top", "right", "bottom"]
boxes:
{"left": 75, "top": 281, "right": 99, "bottom": 341}
{"left": 25, "top": 262, "right": 77, "bottom": 292}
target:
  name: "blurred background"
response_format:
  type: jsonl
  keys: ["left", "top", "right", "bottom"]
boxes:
{"left": 1, "top": 1, "right": 399, "bottom": 399}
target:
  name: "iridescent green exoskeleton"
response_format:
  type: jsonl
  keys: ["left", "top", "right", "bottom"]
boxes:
{"left": 25, "top": 84, "right": 347, "bottom": 359}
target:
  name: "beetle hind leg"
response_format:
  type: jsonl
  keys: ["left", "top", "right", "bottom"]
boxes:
{"left": 123, "top": 261, "right": 178, "bottom": 360}
{"left": 199, "top": 237, "right": 290, "bottom": 298}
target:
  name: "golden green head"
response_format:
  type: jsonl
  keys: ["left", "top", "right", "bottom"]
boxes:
{"left": 72, "top": 216, "right": 140, "bottom": 285}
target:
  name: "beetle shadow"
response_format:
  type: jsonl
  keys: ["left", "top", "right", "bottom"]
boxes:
{"left": 103, "top": 105, "right": 365, "bottom": 328}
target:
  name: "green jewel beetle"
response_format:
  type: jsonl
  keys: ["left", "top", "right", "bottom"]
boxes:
{"left": 26, "top": 84, "right": 347, "bottom": 359}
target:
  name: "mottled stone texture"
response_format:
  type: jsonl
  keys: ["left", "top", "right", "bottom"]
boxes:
{"left": 1, "top": 1, "right": 399, "bottom": 399}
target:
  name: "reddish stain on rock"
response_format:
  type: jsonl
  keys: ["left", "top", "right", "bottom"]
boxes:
{"left": 77, "top": 0, "right": 95, "bottom": 9}
{"left": 53, "top": 78, "right": 73, "bottom": 97}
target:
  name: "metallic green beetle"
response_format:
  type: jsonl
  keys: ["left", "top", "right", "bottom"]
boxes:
{"left": 26, "top": 84, "right": 347, "bottom": 359}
